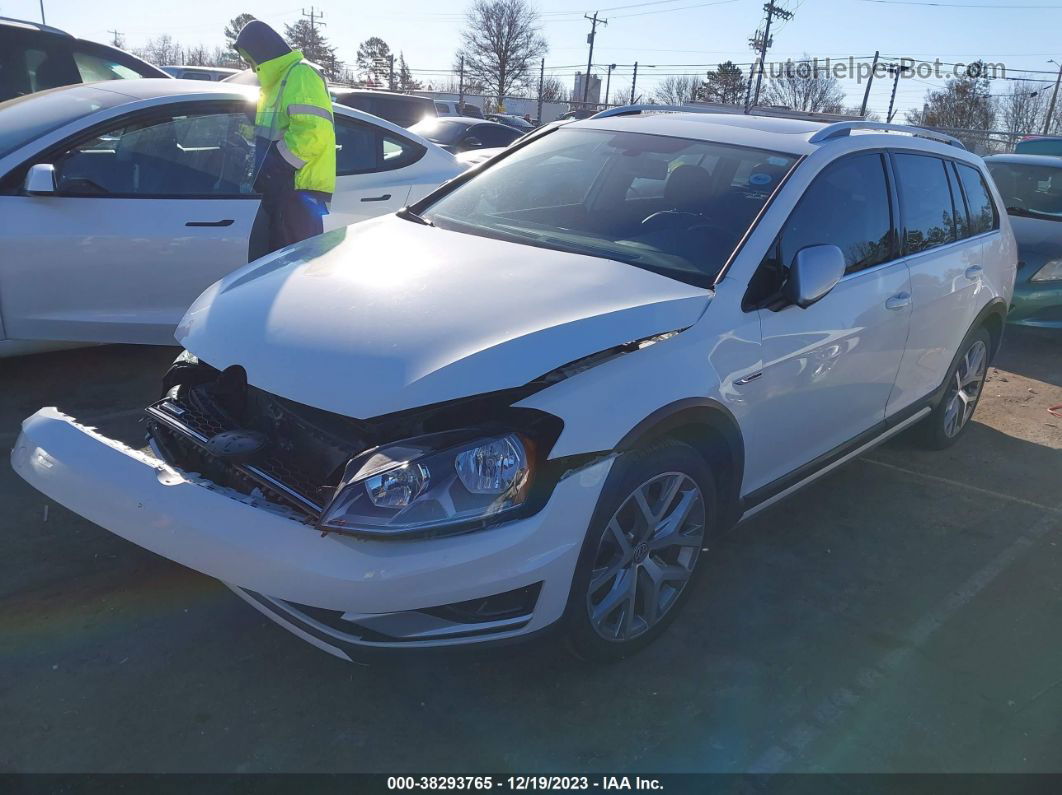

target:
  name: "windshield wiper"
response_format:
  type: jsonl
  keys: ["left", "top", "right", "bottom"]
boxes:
{"left": 396, "top": 207, "right": 433, "bottom": 226}
{"left": 1008, "top": 206, "right": 1062, "bottom": 221}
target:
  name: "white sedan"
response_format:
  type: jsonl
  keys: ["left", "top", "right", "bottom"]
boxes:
{"left": 0, "top": 79, "right": 465, "bottom": 354}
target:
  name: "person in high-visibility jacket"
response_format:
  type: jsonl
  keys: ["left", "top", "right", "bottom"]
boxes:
{"left": 234, "top": 20, "right": 336, "bottom": 252}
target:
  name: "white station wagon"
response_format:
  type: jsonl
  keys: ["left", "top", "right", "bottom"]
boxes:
{"left": 13, "top": 111, "right": 1017, "bottom": 661}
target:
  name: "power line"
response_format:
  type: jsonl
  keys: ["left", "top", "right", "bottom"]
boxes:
{"left": 856, "top": 0, "right": 1062, "bottom": 7}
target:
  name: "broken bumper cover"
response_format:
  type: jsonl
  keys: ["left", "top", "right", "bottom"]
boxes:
{"left": 11, "top": 408, "right": 614, "bottom": 655}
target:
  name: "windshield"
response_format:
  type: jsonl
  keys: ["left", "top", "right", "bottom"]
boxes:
{"left": 0, "top": 85, "right": 130, "bottom": 159}
{"left": 421, "top": 127, "right": 798, "bottom": 286}
{"left": 987, "top": 161, "right": 1062, "bottom": 220}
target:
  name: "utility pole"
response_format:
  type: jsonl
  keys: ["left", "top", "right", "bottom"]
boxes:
{"left": 748, "top": 1, "right": 793, "bottom": 110}
{"left": 108, "top": 29, "right": 123, "bottom": 48}
{"left": 1044, "top": 59, "right": 1062, "bottom": 136}
{"left": 859, "top": 50, "right": 879, "bottom": 117}
{"left": 537, "top": 58, "right": 545, "bottom": 123}
{"left": 885, "top": 62, "right": 911, "bottom": 123}
{"left": 582, "top": 11, "right": 607, "bottom": 105}
{"left": 301, "top": 6, "right": 325, "bottom": 32}
{"left": 604, "top": 63, "right": 616, "bottom": 107}
{"left": 39, "top": 0, "right": 46, "bottom": 23}
{"left": 630, "top": 61, "right": 638, "bottom": 104}
{"left": 458, "top": 56, "right": 465, "bottom": 110}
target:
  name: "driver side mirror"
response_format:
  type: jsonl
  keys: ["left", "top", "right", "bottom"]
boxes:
{"left": 784, "top": 245, "right": 846, "bottom": 308}
{"left": 24, "top": 163, "right": 56, "bottom": 195}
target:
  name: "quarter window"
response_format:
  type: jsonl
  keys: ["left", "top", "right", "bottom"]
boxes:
{"left": 894, "top": 153, "right": 958, "bottom": 254}
{"left": 72, "top": 51, "right": 142, "bottom": 82}
{"left": 779, "top": 153, "right": 894, "bottom": 276}
{"left": 335, "top": 118, "right": 425, "bottom": 175}
{"left": 956, "top": 163, "right": 999, "bottom": 236}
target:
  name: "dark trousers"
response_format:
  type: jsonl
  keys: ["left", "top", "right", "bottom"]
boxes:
{"left": 263, "top": 189, "right": 325, "bottom": 254}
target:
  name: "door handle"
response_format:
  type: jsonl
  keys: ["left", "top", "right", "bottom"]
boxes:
{"left": 885, "top": 292, "right": 911, "bottom": 311}
{"left": 735, "top": 372, "right": 763, "bottom": 385}
{"left": 965, "top": 265, "right": 983, "bottom": 280}
{"left": 185, "top": 219, "right": 235, "bottom": 227}
{"left": 360, "top": 194, "right": 392, "bottom": 202}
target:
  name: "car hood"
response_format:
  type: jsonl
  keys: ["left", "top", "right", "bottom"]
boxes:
{"left": 177, "top": 215, "right": 709, "bottom": 418}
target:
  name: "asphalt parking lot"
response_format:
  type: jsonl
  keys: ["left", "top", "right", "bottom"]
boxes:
{"left": 1, "top": 327, "right": 1060, "bottom": 774}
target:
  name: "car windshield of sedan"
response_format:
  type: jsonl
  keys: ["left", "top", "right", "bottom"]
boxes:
{"left": 421, "top": 127, "right": 798, "bottom": 286}
{"left": 987, "top": 162, "right": 1062, "bottom": 221}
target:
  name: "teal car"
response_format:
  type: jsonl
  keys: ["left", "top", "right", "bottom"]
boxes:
{"left": 985, "top": 153, "right": 1062, "bottom": 327}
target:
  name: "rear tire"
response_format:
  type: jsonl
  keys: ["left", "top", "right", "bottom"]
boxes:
{"left": 913, "top": 325, "right": 991, "bottom": 450}
{"left": 562, "top": 439, "right": 718, "bottom": 663}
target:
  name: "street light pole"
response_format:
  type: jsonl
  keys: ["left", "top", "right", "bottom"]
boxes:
{"left": 1044, "top": 59, "right": 1062, "bottom": 136}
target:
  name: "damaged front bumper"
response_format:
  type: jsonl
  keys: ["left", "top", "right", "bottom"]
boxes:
{"left": 11, "top": 408, "right": 614, "bottom": 659}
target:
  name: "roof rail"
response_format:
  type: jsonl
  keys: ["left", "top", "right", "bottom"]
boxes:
{"left": 591, "top": 102, "right": 862, "bottom": 123}
{"left": 808, "top": 121, "right": 966, "bottom": 149}
{"left": 0, "top": 15, "right": 72, "bottom": 37}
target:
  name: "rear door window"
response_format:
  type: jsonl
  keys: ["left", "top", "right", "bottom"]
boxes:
{"left": 955, "top": 163, "right": 999, "bottom": 236}
{"left": 335, "top": 117, "right": 425, "bottom": 175}
{"left": 893, "top": 153, "right": 958, "bottom": 254}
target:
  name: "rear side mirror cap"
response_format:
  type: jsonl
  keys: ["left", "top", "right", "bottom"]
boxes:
{"left": 784, "top": 245, "right": 846, "bottom": 308}
{"left": 24, "top": 163, "right": 56, "bottom": 195}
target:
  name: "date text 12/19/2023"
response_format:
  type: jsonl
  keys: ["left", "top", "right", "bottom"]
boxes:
{"left": 387, "top": 776, "right": 664, "bottom": 791}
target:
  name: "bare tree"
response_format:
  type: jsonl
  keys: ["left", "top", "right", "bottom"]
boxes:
{"left": 132, "top": 34, "right": 184, "bottom": 66}
{"left": 458, "top": 0, "right": 547, "bottom": 106}
{"left": 996, "top": 83, "right": 1049, "bottom": 143}
{"left": 652, "top": 75, "right": 700, "bottom": 105}
{"left": 540, "top": 75, "right": 568, "bottom": 103}
{"left": 356, "top": 37, "right": 392, "bottom": 87}
{"left": 762, "top": 55, "right": 845, "bottom": 113}
{"left": 906, "top": 65, "right": 994, "bottom": 150}
{"left": 703, "top": 61, "right": 745, "bottom": 105}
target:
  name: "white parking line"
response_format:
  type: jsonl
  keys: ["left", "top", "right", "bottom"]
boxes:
{"left": 861, "top": 457, "right": 1062, "bottom": 516}
{"left": 0, "top": 407, "right": 143, "bottom": 447}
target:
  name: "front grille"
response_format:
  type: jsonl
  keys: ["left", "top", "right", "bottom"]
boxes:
{"left": 146, "top": 372, "right": 373, "bottom": 521}
{"left": 147, "top": 397, "right": 328, "bottom": 517}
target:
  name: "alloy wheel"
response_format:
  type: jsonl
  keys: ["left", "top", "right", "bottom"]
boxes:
{"left": 586, "top": 472, "right": 705, "bottom": 642}
{"left": 942, "top": 339, "right": 988, "bottom": 438}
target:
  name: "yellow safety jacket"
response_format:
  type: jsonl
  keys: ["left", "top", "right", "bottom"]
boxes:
{"left": 255, "top": 50, "right": 336, "bottom": 196}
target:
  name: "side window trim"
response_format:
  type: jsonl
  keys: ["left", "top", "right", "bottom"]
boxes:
{"left": 946, "top": 160, "right": 973, "bottom": 240}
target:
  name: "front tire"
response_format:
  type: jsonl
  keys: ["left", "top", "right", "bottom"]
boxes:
{"left": 563, "top": 440, "right": 717, "bottom": 662}
{"left": 914, "top": 326, "right": 991, "bottom": 450}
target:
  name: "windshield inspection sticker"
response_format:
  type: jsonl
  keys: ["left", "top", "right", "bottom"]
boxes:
{"left": 749, "top": 172, "right": 773, "bottom": 185}
{"left": 767, "top": 156, "right": 789, "bottom": 166}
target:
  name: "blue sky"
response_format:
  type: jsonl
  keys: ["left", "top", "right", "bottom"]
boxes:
{"left": 4, "top": 0, "right": 1061, "bottom": 119}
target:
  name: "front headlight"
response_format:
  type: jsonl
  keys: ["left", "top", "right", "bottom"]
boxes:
{"left": 318, "top": 430, "right": 534, "bottom": 537}
{"left": 1031, "top": 259, "right": 1062, "bottom": 282}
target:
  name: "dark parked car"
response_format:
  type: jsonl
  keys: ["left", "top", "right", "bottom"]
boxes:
{"left": 0, "top": 17, "right": 168, "bottom": 102}
{"left": 408, "top": 117, "right": 523, "bottom": 154}
{"left": 486, "top": 112, "right": 534, "bottom": 131}
{"left": 985, "top": 153, "right": 1062, "bottom": 327}
{"left": 330, "top": 89, "right": 436, "bottom": 128}
{"left": 222, "top": 72, "right": 437, "bottom": 129}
